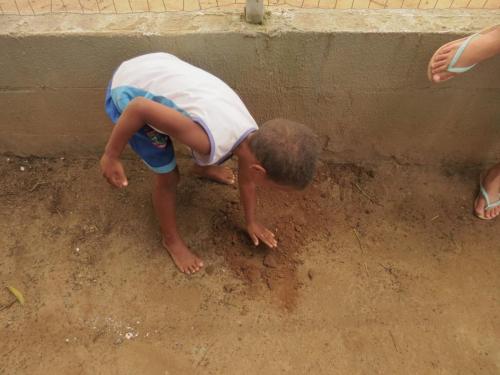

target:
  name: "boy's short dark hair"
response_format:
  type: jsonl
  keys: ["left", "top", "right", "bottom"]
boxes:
{"left": 249, "top": 118, "right": 320, "bottom": 190}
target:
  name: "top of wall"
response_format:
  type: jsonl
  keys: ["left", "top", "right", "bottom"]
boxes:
{"left": 1, "top": 9, "right": 499, "bottom": 36}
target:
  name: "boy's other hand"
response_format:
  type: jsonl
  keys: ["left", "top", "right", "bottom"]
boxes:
{"left": 247, "top": 222, "right": 277, "bottom": 249}
{"left": 100, "top": 154, "right": 128, "bottom": 188}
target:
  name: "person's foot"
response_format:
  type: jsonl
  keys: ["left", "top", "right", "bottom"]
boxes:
{"left": 162, "top": 238, "right": 204, "bottom": 274}
{"left": 474, "top": 170, "right": 500, "bottom": 220}
{"left": 429, "top": 26, "right": 499, "bottom": 83}
{"left": 191, "top": 164, "right": 236, "bottom": 185}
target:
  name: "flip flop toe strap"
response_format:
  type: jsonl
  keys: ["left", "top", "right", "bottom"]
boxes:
{"left": 480, "top": 184, "right": 500, "bottom": 211}
{"left": 447, "top": 34, "right": 479, "bottom": 74}
{"left": 485, "top": 199, "right": 500, "bottom": 211}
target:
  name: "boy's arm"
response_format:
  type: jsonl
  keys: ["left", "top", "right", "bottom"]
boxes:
{"left": 238, "top": 158, "right": 278, "bottom": 249}
{"left": 101, "top": 97, "right": 211, "bottom": 187}
{"left": 105, "top": 97, "right": 210, "bottom": 157}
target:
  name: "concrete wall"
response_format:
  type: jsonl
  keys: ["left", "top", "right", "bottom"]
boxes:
{"left": 1, "top": 10, "right": 499, "bottom": 165}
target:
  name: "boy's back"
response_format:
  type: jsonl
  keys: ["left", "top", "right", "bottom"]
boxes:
{"left": 110, "top": 53, "right": 258, "bottom": 165}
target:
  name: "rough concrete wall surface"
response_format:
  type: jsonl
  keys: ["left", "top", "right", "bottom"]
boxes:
{"left": 0, "top": 10, "right": 499, "bottom": 164}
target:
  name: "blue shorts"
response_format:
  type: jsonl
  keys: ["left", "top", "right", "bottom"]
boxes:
{"left": 104, "top": 82, "right": 177, "bottom": 174}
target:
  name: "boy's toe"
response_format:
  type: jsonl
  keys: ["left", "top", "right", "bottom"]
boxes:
{"left": 434, "top": 54, "right": 448, "bottom": 62}
{"left": 189, "top": 264, "right": 198, "bottom": 274}
{"left": 438, "top": 72, "right": 455, "bottom": 82}
{"left": 432, "top": 62, "right": 447, "bottom": 71}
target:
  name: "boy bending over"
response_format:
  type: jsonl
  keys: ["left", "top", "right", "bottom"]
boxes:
{"left": 101, "top": 53, "right": 319, "bottom": 274}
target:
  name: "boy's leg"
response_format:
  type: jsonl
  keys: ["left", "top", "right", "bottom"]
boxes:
{"left": 191, "top": 164, "right": 236, "bottom": 185}
{"left": 430, "top": 26, "right": 500, "bottom": 83}
{"left": 153, "top": 168, "right": 204, "bottom": 274}
{"left": 474, "top": 163, "right": 500, "bottom": 220}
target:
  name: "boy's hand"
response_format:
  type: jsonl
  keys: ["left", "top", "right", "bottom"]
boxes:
{"left": 100, "top": 154, "right": 128, "bottom": 188}
{"left": 247, "top": 222, "right": 277, "bottom": 249}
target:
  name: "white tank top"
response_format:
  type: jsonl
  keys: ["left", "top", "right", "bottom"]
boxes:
{"left": 110, "top": 53, "right": 258, "bottom": 165}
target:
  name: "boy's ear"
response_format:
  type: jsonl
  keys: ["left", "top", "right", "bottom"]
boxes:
{"left": 250, "top": 164, "right": 266, "bottom": 176}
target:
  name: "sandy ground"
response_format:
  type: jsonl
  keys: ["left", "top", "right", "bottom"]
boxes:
{"left": 0, "top": 153, "right": 499, "bottom": 374}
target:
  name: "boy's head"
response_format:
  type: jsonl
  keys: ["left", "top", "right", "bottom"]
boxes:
{"left": 249, "top": 118, "right": 320, "bottom": 190}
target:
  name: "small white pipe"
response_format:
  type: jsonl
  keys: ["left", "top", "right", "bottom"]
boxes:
{"left": 245, "top": 0, "right": 264, "bottom": 24}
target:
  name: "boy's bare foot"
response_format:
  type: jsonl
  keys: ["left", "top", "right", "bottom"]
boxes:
{"left": 429, "top": 26, "right": 500, "bottom": 83}
{"left": 162, "top": 238, "right": 204, "bottom": 274}
{"left": 474, "top": 168, "right": 500, "bottom": 220}
{"left": 191, "top": 164, "right": 236, "bottom": 185}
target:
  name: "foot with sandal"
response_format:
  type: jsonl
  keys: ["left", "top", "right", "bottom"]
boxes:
{"left": 428, "top": 25, "right": 500, "bottom": 220}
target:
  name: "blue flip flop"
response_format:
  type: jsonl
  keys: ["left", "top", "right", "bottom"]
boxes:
{"left": 445, "top": 33, "right": 479, "bottom": 74}
{"left": 427, "top": 25, "right": 499, "bottom": 83}
{"left": 475, "top": 178, "right": 500, "bottom": 220}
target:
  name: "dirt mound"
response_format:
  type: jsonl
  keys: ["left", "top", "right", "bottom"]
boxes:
{"left": 211, "top": 160, "right": 376, "bottom": 309}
